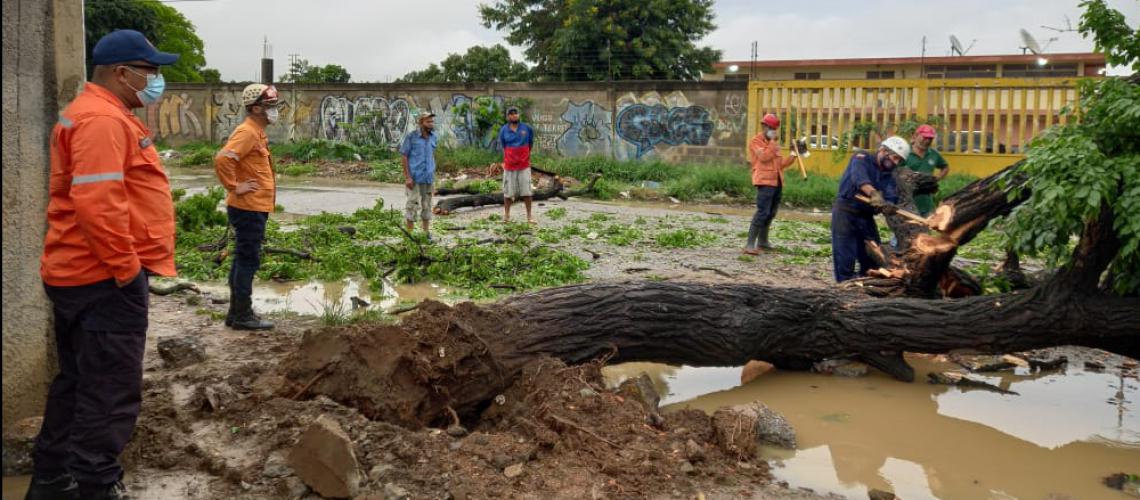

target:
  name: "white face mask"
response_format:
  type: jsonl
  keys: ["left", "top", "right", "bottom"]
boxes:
{"left": 765, "top": 130, "right": 777, "bottom": 140}
{"left": 265, "top": 107, "right": 279, "bottom": 124}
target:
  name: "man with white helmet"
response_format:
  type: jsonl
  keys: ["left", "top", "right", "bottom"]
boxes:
{"left": 830, "top": 136, "right": 908, "bottom": 282}
{"left": 213, "top": 83, "right": 280, "bottom": 330}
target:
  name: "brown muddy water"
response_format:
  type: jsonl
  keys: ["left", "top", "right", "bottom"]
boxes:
{"left": 604, "top": 355, "right": 1139, "bottom": 500}
{"left": 194, "top": 279, "right": 448, "bottom": 316}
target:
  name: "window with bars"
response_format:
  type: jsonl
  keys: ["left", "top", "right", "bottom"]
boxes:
{"left": 1002, "top": 63, "right": 1078, "bottom": 77}
{"left": 794, "top": 72, "right": 821, "bottom": 80}
{"left": 925, "top": 64, "right": 997, "bottom": 78}
{"left": 866, "top": 70, "right": 896, "bottom": 80}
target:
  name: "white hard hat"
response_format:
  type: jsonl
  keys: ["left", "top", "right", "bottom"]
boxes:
{"left": 881, "top": 136, "right": 911, "bottom": 158}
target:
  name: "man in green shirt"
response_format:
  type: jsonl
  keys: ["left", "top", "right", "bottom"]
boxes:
{"left": 903, "top": 124, "right": 949, "bottom": 216}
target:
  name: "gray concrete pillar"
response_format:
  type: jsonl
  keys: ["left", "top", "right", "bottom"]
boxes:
{"left": 2, "top": 0, "right": 85, "bottom": 431}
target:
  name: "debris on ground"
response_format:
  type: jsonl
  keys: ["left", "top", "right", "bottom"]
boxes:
{"left": 2, "top": 416, "right": 42, "bottom": 475}
{"left": 157, "top": 336, "right": 208, "bottom": 369}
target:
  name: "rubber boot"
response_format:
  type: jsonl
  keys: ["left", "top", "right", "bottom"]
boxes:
{"left": 758, "top": 224, "right": 774, "bottom": 250}
{"left": 744, "top": 223, "right": 761, "bottom": 252}
{"left": 223, "top": 297, "right": 235, "bottom": 327}
{"left": 231, "top": 296, "right": 274, "bottom": 331}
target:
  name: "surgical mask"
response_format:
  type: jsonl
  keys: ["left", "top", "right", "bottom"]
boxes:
{"left": 765, "top": 130, "right": 777, "bottom": 140}
{"left": 123, "top": 67, "right": 165, "bottom": 106}
{"left": 265, "top": 107, "right": 279, "bottom": 124}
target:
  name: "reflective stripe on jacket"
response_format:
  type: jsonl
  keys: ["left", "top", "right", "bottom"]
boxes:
{"left": 41, "top": 82, "right": 176, "bottom": 286}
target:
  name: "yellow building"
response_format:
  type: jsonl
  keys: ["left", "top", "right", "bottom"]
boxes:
{"left": 729, "top": 54, "right": 1107, "bottom": 176}
{"left": 705, "top": 53, "right": 1107, "bottom": 81}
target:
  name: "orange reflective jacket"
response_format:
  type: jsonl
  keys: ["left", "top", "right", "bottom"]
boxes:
{"left": 214, "top": 118, "right": 276, "bottom": 213}
{"left": 749, "top": 133, "right": 796, "bottom": 187}
{"left": 41, "top": 83, "right": 176, "bottom": 286}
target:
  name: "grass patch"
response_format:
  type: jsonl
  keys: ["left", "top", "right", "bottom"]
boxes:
{"left": 655, "top": 228, "right": 718, "bottom": 248}
{"left": 545, "top": 207, "right": 568, "bottom": 220}
{"left": 664, "top": 165, "right": 752, "bottom": 201}
{"left": 271, "top": 139, "right": 397, "bottom": 163}
{"left": 282, "top": 163, "right": 317, "bottom": 177}
{"left": 368, "top": 160, "right": 405, "bottom": 183}
{"left": 436, "top": 147, "right": 500, "bottom": 173}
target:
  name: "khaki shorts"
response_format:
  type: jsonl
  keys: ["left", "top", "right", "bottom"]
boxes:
{"left": 502, "top": 168, "right": 533, "bottom": 199}
{"left": 405, "top": 183, "right": 433, "bottom": 221}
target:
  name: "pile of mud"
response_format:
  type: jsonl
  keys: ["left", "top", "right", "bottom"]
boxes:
{"left": 123, "top": 300, "right": 771, "bottom": 498}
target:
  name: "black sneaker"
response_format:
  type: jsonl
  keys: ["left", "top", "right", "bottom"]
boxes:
{"left": 78, "top": 480, "right": 128, "bottom": 500}
{"left": 23, "top": 473, "right": 79, "bottom": 500}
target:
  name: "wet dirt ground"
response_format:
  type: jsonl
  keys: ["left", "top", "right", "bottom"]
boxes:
{"left": 6, "top": 171, "right": 1134, "bottom": 499}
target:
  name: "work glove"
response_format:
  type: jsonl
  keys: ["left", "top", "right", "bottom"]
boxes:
{"left": 867, "top": 190, "right": 898, "bottom": 215}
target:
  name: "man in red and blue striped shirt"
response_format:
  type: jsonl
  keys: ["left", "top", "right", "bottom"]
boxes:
{"left": 499, "top": 106, "right": 536, "bottom": 224}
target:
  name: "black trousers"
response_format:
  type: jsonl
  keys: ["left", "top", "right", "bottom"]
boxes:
{"left": 226, "top": 206, "right": 269, "bottom": 301}
{"left": 33, "top": 271, "right": 149, "bottom": 485}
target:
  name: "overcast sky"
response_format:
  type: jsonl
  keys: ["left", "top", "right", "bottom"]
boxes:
{"left": 168, "top": 0, "right": 1139, "bottom": 82}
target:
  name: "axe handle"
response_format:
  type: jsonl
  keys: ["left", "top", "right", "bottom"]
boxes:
{"left": 854, "top": 194, "right": 929, "bottom": 225}
{"left": 794, "top": 150, "right": 808, "bottom": 179}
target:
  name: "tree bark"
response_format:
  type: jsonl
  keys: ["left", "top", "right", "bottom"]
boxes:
{"left": 855, "top": 161, "right": 1031, "bottom": 298}
{"left": 500, "top": 281, "right": 1140, "bottom": 374}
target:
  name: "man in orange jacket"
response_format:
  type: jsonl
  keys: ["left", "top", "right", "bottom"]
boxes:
{"left": 744, "top": 113, "right": 799, "bottom": 254}
{"left": 213, "top": 84, "right": 279, "bottom": 330}
{"left": 29, "top": 30, "right": 179, "bottom": 500}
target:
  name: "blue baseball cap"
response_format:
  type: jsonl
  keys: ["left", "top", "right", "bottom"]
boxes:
{"left": 92, "top": 30, "right": 180, "bottom": 66}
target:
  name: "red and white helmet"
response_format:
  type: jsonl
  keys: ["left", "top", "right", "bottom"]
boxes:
{"left": 241, "top": 84, "right": 279, "bottom": 107}
{"left": 761, "top": 113, "right": 780, "bottom": 129}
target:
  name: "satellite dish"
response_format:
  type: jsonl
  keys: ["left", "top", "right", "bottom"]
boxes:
{"left": 1020, "top": 28, "right": 1043, "bottom": 54}
{"left": 949, "top": 35, "right": 975, "bottom": 56}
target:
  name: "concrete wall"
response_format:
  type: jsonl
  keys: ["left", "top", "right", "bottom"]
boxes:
{"left": 2, "top": 0, "right": 85, "bottom": 431}
{"left": 145, "top": 81, "right": 749, "bottom": 164}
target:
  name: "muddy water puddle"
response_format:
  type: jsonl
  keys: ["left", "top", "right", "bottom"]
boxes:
{"left": 604, "top": 355, "right": 1139, "bottom": 499}
{"left": 196, "top": 279, "right": 449, "bottom": 316}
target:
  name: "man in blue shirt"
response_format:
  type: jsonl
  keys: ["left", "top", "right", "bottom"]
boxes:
{"left": 400, "top": 112, "right": 438, "bottom": 240}
{"left": 831, "top": 136, "right": 909, "bottom": 282}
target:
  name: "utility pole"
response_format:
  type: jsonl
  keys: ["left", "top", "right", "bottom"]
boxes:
{"left": 750, "top": 41, "right": 758, "bottom": 80}
{"left": 920, "top": 36, "right": 927, "bottom": 79}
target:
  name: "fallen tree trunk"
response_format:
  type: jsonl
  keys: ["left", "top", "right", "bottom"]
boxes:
{"left": 432, "top": 174, "right": 601, "bottom": 215}
{"left": 501, "top": 281, "right": 1140, "bottom": 371}
{"left": 283, "top": 279, "right": 1139, "bottom": 428}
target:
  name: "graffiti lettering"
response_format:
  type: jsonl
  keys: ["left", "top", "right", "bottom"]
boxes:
{"left": 144, "top": 92, "right": 203, "bottom": 140}
{"left": 319, "top": 96, "right": 412, "bottom": 146}
{"left": 615, "top": 104, "right": 713, "bottom": 158}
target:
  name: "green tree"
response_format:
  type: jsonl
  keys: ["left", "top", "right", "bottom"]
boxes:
{"left": 479, "top": 0, "right": 721, "bottom": 81}
{"left": 318, "top": 64, "right": 351, "bottom": 83}
{"left": 200, "top": 68, "right": 222, "bottom": 83}
{"left": 283, "top": 58, "right": 352, "bottom": 83}
{"left": 84, "top": 0, "right": 207, "bottom": 82}
{"left": 1003, "top": 0, "right": 1139, "bottom": 295}
{"left": 398, "top": 44, "right": 530, "bottom": 83}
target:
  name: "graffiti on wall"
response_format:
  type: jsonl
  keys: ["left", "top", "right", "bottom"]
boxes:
{"left": 144, "top": 92, "right": 203, "bottom": 139}
{"left": 557, "top": 100, "right": 612, "bottom": 157}
{"left": 212, "top": 91, "right": 244, "bottom": 143}
{"left": 319, "top": 96, "right": 412, "bottom": 146}
{"left": 716, "top": 94, "right": 746, "bottom": 139}
{"left": 615, "top": 91, "right": 713, "bottom": 159}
